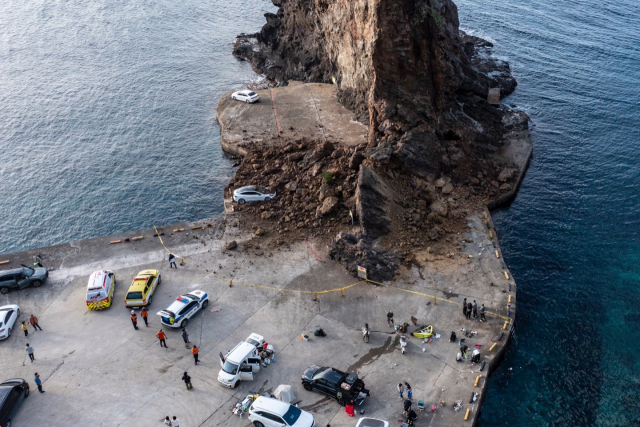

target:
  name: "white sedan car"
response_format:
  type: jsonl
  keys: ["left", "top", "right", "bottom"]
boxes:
{"left": 0, "top": 304, "right": 20, "bottom": 340}
{"left": 156, "top": 290, "right": 209, "bottom": 328}
{"left": 233, "top": 185, "right": 276, "bottom": 204}
{"left": 248, "top": 396, "right": 315, "bottom": 427}
{"left": 356, "top": 418, "right": 389, "bottom": 427}
{"left": 232, "top": 89, "right": 259, "bottom": 103}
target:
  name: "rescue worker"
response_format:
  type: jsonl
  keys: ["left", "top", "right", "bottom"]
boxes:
{"left": 191, "top": 344, "right": 199, "bottom": 365}
{"left": 141, "top": 307, "right": 149, "bottom": 327}
{"left": 21, "top": 321, "right": 29, "bottom": 337}
{"left": 130, "top": 310, "right": 139, "bottom": 330}
{"left": 157, "top": 329, "right": 168, "bottom": 348}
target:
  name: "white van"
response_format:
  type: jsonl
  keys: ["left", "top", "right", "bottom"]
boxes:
{"left": 86, "top": 270, "right": 116, "bottom": 310}
{"left": 218, "top": 341, "right": 262, "bottom": 388}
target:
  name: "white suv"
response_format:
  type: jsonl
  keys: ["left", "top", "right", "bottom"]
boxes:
{"left": 248, "top": 396, "right": 315, "bottom": 427}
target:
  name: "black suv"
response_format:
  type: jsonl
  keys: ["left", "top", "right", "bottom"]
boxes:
{"left": 0, "top": 266, "right": 48, "bottom": 294}
{"left": 301, "top": 365, "right": 370, "bottom": 406}
{"left": 0, "top": 379, "right": 30, "bottom": 426}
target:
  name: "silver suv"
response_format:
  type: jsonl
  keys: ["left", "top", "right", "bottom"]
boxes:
{"left": 0, "top": 266, "right": 48, "bottom": 294}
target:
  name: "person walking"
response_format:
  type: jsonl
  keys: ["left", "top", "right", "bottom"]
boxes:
{"left": 480, "top": 304, "right": 486, "bottom": 322}
{"left": 157, "top": 329, "right": 168, "bottom": 348}
{"left": 164, "top": 416, "right": 173, "bottom": 426}
{"left": 466, "top": 302, "right": 473, "bottom": 320}
{"left": 25, "top": 343, "right": 35, "bottom": 362}
{"left": 387, "top": 310, "right": 394, "bottom": 327}
{"left": 191, "top": 345, "right": 199, "bottom": 365}
{"left": 172, "top": 416, "right": 180, "bottom": 427}
{"left": 405, "top": 382, "right": 413, "bottom": 399}
{"left": 141, "top": 307, "right": 149, "bottom": 327}
{"left": 182, "top": 371, "right": 192, "bottom": 390}
{"left": 21, "top": 321, "right": 29, "bottom": 337}
{"left": 472, "top": 300, "right": 478, "bottom": 319}
{"left": 34, "top": 373, "right": 44, "bottom": 393}
{"left": 462, "top": 298, "right": 467, "bottom": 318}
{"left": 397, "top": 382, "right": 405, "bottom": 399}
{"left": 181, "top": 328, "right": 190, "bottom": 348}
{"left": 29, "top": 315, "right": 43, "bottom": 331}
{"left": 130, "top": 310, "right": 139, "bottom": 330}
{"left": 169, "top": 253, "right": 177, "bottom": 269}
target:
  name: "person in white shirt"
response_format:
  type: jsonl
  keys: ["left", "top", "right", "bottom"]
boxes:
{"left": 172, "top": 416, "right": 180, "bottom": 427}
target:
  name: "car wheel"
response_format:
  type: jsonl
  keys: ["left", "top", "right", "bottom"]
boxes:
{"left": 0, "top": 287, "right": 9, "bottom": 294}
{"left": 181, "top": 319, "right": 188, "bottom": 328}
{"left": 7, "top": 420, "right": 11, "bottom": 427}
{"left": 245, "top": 99, "right": 250, "bottom": 103}
{"left": 232, "top": 96, "right": 236, "bottom": 100}
{"left": 24, "top": 388, "right": 29, "bottom": 398}
{"left": 303, "top": 383, "right": 312, "bottom": 391}
{"left": 158, "top": 275, "right": 161, "bottom": 285}
{"left": 17, "top": 309, "right": 20, "bottom": 317}
{"left": 232, "top": 381, "right": 238, "bottom": 389}
{"left": 338, "top": 398, "right": 346, "bottom": 406}
{"left": 202, "top": 300, "right": 209, "bottom": 309}
{"left": 237, "top": 198, "right": 246, "bottom": 204}
{"left": 253, "top": 422, "right": 265, "bottom": 427}
{"left": 32, "top": 280, "right": 42, "bottom": 288}
{"left": 264, "top": 197, "right": 271, "bottom": 202}
{"left": 147, "top": 295, "right": 152, "bottom": 305}
{"left": 7, "top": 327, "right": 12, "bottom": 337}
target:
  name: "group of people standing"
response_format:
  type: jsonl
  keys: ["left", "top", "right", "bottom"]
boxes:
{"left": 398, "top": 382, "right": 418, "bottom": 426}
{"left": 462, "top": 298, "right": 486, "bottom": 322}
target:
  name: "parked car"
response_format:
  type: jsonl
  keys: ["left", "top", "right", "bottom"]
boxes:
{"left": 218, "top": 341, "right": 263, "bottom": 388}
{"left": 0, "top": 305, "right": 20, "bottom": 340}
{"left": 355, "top": 418, "right": 389, "bottom": 427}
{"left": 232, "top": 89, "right": 259, "bottom": 103}
{"left": 156, "top": 290, "right": 209, "bottom": 328}
{"left": 0, "top": 266, "right": 48, "bottom": 294}
{"left": 86, "top": 270, "right": 116, "bottom": 310}
{"left": 301, "top": 365, "right": 370, "bottom": 406}
{"left": 0, "top": 379, "right": 29, "bottom": 426}
{"left": 124, "top": 270, "right": 161, "bottom": 308}
{"left": 232, "top": 185, "right": 276, "bottom": 204}
{"left": 248, "top": 396, "right": 315, "bottom": 427}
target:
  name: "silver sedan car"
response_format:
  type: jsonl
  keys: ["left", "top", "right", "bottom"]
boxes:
{"left": 231, "top": 89, "right": 259, "bottom": 103}
{"left": 233, "top": 186, "right": 276, "bottom": 204}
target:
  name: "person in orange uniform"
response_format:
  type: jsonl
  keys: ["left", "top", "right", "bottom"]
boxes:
{"left": 141, "top": 307, "right": 149, "bottom": 327}
{"left": 191, "top": 344, "right": 199, "bottom": 365}
{"left": 156, "top": 329, "right": 168, "bottom": 348}
{"left": 130, "top": 310, "right": 139, "bottom": 330}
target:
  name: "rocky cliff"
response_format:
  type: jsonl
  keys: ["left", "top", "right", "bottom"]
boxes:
{"left": 230, "top": 0, "right": 529, "bottom": 280}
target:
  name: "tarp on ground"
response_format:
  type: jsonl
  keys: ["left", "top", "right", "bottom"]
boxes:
{"left": 273, "top": 384, "right": 296, "bottom": 403}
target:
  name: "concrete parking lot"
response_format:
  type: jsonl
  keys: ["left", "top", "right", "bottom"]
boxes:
{"left": 0, "top": 213, "right": 513, "bottom": 426}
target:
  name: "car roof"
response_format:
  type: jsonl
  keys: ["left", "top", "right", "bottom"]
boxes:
{"left": 0, "top": 304, "right": 18, "bottom": 311}
{"left": 235, "top": 185, "right": 256, "bottom": 192}
{"left": 355, "top": 418, "right": 389, "bottom": 427}
{"left": 87, "top": 271, "right": 112, "bottom": 290}
{"left": 225, "top": 342, "right": 257, "bottom": 364}
{"left": 316, "top": 367, "right": 344, "bottom": 384}
{"left": 0, "top": 379, "right": 25, "bottom": 387}
{"left": 252, "top": 396, "right": 293, "bottom": 415}
{"left": 238, "top": 90, "right": 255, "bottom": 95}
{"left": 0, "top": 268, "right": 24, "bottom": 276}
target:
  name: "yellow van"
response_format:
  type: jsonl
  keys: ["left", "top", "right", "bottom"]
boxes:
{"left": 124, "top": 270, "right": 161, "bottom": 308}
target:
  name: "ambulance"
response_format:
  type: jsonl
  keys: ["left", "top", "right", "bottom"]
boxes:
{"left": 86, "top": 270, "right": 116, "bottom": 310}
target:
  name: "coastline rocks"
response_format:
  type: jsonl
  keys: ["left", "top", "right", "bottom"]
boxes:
{"left": 328, "top": 232, "right": 398, "bottom": 282}
{"left": 498, "top": 168, "right": 515, "bottom": 182}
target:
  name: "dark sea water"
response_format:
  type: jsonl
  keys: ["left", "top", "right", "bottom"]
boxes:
{"left": 1, "top": 0, "right": 639, "bottom": 425}
{"left": 0, "top": 0, "right": 275, "bottom": 254}
{"left": 455, "top": 0, "right": 640, "bottom": 425}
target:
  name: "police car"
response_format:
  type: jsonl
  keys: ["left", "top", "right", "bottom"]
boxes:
{"left": 156, "top": 290, "right": 209, "bottom": 328}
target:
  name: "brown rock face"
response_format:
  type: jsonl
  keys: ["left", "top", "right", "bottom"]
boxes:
{"left": 234, "top": 0, "right": 523, "bottom": 177}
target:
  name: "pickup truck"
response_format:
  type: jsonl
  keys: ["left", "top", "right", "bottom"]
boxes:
{"left": 301, "top": 365, "right": 370, "bottom": 406}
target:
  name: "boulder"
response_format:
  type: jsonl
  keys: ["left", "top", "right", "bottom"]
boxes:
{"left": 435, "top": 178, "right": 446, "bottom": 188}
{"left": 500, "top": 183, "right": 512, "bottom": 191}
{"left": 225, "top": 240, "right": 238, "bottom": 250}
{"left": 285, "top": 181, "right": 297, "bottom": 192}
{"left": 348, "top": 152, "right": 365, "bottom": 170}
{"left": 428, "top": 226, "right": 443, "bottom": 241}
{"left": 441, "top": 183, "right": 454, "bottom": 194}
{"left": 318, "top": 184, "right": 335, "bottom": 202}
{"left": 255, "top": 228, "right": 265, "bottom": 236}
{"left": 417, "top": 199, "right": 427, "bottom": 211}
{"left": 261, "top": 211, "right": 272, "bottom": 219}
{"left": 430, "top": 200, "right": 448, "bottom": 217}
{"left": 320, "top": 196, "right": 339, "bottom": 214}
{"left": 498, "top": 168, "right": 515, "bottom": 182}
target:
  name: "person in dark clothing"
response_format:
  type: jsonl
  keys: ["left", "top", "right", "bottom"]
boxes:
{"left": 169, "top": 253, "right": 177, "bottom": 269}
{"left": 387, "top": 310, "right": 394, "bottom": 327}
{"left": 403, "top": 398, "right": 412, "bottom": 412}
{"left": 462, "top": 298, "right": 467, "bottom": 318}
{"left": 480, "top": 304, "right": 486, "bottom": 321}
{"left": 466, "top": 302, "right": 473, "bottom": 320}
{"left": 473, "top": 300, "right": 478, "bottom": 319}
{"left": 182, "top": 371, "right": 192, "bottom": 390}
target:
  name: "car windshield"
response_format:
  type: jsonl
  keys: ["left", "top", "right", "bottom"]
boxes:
{"left": 246, "top": 338, "right": 260, "bottom": 346}
{"left": 222, "top": 361, "right": 239, "bottom": 375}
{"left": 126, "top": 291, "right": 143, "bottom": 300}
{"left": 282, "top": 405, "right": 302, "bottom": 425}
{"left": 312, "top": 366, "right": 328, "bottom": 379}
{"left": 247, "top": 91, "right": 257, "bottom": 96}
{"left": 23, "top": 267, "right": 34, "bottom": 277}
{"left": 184, "top": 294, "right": 199, "bottom": 301}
